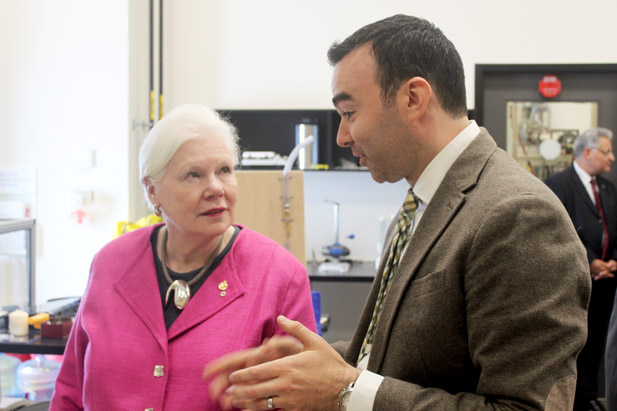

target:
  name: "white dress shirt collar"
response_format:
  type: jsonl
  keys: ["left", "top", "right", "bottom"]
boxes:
{"left": 573, "top": 160, "right": 596, "bottom": 204}
{"left": 412, "top": 120, "right": 481, "bottom": 206}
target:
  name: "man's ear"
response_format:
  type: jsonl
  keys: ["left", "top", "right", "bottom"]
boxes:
{"left": 400, "top": 77, "right": 432, "bottom": 121}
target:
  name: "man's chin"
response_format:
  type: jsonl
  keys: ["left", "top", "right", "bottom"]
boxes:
{"left": 368, "top": 166, "right": 406, "bottom": 184}
{"left": 368, "top": 168, "right": 385, "bottom": 184}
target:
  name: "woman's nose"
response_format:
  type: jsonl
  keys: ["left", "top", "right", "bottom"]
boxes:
{"left": 203, "top": 176, "right": 225, "bottom": 198}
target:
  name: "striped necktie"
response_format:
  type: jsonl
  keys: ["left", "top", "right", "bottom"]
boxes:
{"left": 357, "top": 189, "right": 419, "bottom": 365}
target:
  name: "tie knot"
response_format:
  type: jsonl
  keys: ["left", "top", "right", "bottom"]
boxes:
{"left": 401, "top": 189, "right": 419, "bottom": 221}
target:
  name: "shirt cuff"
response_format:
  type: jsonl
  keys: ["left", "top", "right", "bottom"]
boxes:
{"left": 347, "top": 370, "right": 384, "bottom": 411}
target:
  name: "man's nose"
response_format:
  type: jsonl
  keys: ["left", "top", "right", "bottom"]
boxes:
{"left": 336, "top": 120, "right": 353, "bottom": 148}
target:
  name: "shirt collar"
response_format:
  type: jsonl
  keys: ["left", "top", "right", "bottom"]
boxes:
{"left": 412, "top": 120, "right": 480, "bottom": 206}
{"left": 573, "top": 160, "right": 594, "bottom": 185}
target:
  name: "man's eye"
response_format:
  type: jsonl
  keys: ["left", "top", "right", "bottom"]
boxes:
{"left": 343, "top": 111, "right": 353, "bottom": 120}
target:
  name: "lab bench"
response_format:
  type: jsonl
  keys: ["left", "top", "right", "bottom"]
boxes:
{"left": 0, "top": 330, "right": 67, "bottom": 355}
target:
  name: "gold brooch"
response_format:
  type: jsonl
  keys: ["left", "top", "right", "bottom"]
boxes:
{"left": 219, "top": 280, "right": 228, "bottom": 297}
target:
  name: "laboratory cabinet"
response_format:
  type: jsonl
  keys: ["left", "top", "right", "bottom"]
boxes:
{"left": 218, "top": 109, "right": 362, "bottom": 170}
{"left": 0, "top": 219, "right": 74, "bottom": 355}
{"left": 0, "top": 219, "right": 36, "bottom": 311}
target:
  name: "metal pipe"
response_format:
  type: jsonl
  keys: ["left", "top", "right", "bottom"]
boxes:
{"left": 280, "top": 137, "right": 314, "bottom": 251}
{"left": 323, "top": 200, "right": 341, "bottom": 244}
{"left": 149, "top": 0, "right": 154, "bottom": 129}
{"left": 158, "top": 0, "right": 164, "bottom": 119}
{"left": 332, "top": 202, "right": 340, "bottom": 244}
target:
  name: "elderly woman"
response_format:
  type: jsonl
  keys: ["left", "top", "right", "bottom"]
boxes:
{"left": 50, "top": 104, "right": 317, "bottom": 410}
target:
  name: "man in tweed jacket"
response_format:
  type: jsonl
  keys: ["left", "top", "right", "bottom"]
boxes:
{"left": 204, "top": 14, "right": 590, "bottom": 411}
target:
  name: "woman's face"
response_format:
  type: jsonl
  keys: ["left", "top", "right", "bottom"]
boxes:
{"left": 148, "top": 135, "right": 238, "bottom": 242}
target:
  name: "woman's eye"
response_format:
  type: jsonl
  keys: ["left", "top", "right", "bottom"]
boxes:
{"left": 220, "top": 166, "right": 231, "bottom": 174}
{"left": 186, "top": 171, "right": 200, "bottom": 179}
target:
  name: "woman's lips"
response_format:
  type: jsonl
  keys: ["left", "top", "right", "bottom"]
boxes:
{"left": 202, "top": 207, "right": 225, "bottom": 216}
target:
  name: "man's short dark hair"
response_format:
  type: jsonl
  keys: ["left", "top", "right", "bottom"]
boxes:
{"left": 328, "top": 14, "right": 467, "bottom": 117}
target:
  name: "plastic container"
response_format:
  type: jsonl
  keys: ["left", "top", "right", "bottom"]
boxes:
{"left": 16, "top": 355, "right": 60, "bottom": 401}
{"left": 0, "top": 353, "right": 25, "bottom": 397}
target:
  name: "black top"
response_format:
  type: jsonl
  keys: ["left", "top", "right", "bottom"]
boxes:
{"left": 150, "top": 225, "right": 241, "bottom": 329}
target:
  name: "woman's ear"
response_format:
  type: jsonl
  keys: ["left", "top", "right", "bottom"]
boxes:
{"left": 144, "top": 177, "right": 157, "bottom": 204}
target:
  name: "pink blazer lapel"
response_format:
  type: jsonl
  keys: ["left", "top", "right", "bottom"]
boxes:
{"left": 166, "top": 253, "right": 245, "bottom": 340}
{"left": 113, "top": 248, "right": 168, "bottom": 354}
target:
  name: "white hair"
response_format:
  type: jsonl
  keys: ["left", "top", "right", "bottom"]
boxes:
{"left": 139, "top": 104, "right": 240, "bottom": 210}
{"left": 573, "top": 127, "right": 614, "bottom": 159}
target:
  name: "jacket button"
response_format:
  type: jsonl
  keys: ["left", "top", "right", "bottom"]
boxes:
{"left": 154, "top": 365, "right": 164, "bottom": 377}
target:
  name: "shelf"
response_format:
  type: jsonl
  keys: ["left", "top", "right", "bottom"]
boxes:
{"left": 0, "top": 249, "right": 27, "bottom": 257}
{"left": 0, "top": 219, "right": 35, "bottom": 235}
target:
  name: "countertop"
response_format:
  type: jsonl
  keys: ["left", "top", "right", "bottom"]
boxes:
{"left": 0, "top": 328, "right": 67, "bottom": 355}
{"left": 307, "top": 261, "right": 376, "bottom": 282}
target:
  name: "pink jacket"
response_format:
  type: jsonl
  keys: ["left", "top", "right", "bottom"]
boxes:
{"left": 51, "top": 224, "right": 316, "bottom": 410}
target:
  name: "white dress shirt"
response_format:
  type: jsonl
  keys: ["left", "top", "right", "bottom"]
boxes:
{"left": 348, "top": 120, "right": 481, "bottom": 410}
{"left": 573, "top": 160, "right": 597, "bottom": 205}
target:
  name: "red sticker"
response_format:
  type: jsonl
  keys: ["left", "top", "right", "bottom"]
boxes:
{"left": 538, "top": 74, "right": 562, "bottom": 98}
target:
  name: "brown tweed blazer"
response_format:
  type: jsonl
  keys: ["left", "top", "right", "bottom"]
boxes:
{"left": 334, "top": 128, "right": 591, "bottom": 410}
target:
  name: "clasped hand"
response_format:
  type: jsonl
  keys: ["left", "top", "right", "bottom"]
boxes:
{"left": 203, "top": 315, "right": 360, "bottom": 411}
{"left": 591, "top": 258, "right": 617, "bottom": 280}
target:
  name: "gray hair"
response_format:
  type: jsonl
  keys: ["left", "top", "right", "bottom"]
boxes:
{"left": 139, "top": 104, "right": 240, "bottom": 210}
{"left": 573, "top": 127, "right": 614, "bottom": 159}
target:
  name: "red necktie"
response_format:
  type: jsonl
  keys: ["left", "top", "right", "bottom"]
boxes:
{"left": 591, "top": 178, "right": 609, "bottom": 260}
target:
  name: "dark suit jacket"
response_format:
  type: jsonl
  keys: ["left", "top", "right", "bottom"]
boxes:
{"left": 545, "top": 166, "right": 617, "bottom": 264}
{"left": 606, "top": 304, "right": 617, "bottom": 410}
{"left": 333, "top": 129, "right": 590, "bottom": 410}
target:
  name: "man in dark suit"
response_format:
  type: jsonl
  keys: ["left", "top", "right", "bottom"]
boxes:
{"left": 203, "top": 15, "right": 590, "bottom": 410}
{"left": 545, "top": 127, "right": 617, "bottom": 411}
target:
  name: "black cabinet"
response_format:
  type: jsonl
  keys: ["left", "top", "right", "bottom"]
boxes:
{"left": 217, "top": 109, "right": 359, "bottom": 170}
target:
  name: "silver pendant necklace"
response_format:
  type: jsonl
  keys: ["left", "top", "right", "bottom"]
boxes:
{"left": 160, "top": 228, "right": 224, "bottom": 310}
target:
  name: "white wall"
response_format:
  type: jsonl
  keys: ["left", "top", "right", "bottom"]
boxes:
{"left": 159, "top": 0, "right": 617, "bottom": 263}
{"left": 1, "top": 0, "right": 616, "bottom": 302}
{"left": 161, "top": 0, "right": 617, "bottom": 111}
{"left": 0, "top": 1, "right": 129, "bottom": 303}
